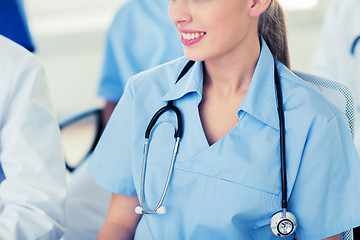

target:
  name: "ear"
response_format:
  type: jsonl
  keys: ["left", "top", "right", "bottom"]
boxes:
{"left": 249, "top": 0, "right": 272, "bottom": 17}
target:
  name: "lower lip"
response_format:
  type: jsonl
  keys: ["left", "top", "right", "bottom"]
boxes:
{"left": 181, "top": 34, "right": 205, "bottom": 46}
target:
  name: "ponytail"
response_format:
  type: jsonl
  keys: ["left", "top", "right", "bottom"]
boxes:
{"left": 258, "top": 0, "right": 290, "bottom": 69}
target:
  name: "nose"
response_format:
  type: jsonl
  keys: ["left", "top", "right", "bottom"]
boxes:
{"left": 169, "top": 0, "right": 192, "bottom": 27}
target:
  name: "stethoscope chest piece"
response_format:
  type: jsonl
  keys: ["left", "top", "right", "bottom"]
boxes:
{"left": 270, "top": 210, "right": 297, "bottom": 238}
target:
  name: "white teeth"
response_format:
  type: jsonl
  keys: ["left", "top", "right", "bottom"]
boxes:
{"left": 182, "top": 32, "right": 205, "bottom": 40}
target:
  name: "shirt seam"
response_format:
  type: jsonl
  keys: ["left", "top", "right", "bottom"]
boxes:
{"left": 132, "top": 159, "right": 280, "bottom": 196}
{"left": 306, "top": 113, "right": 338, "bottom": 140}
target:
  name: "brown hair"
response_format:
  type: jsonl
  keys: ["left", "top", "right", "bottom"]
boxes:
{"left": 258, "top": 0, "right": 290, "bottom": 68}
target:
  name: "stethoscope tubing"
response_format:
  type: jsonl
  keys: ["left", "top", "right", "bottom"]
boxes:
{"left": 138, "top": 61, "right": 196, "bottom": 214}
{"left": 145, "top": 103, "right": 183, "bottom": 139}
{"left": 274, "top": 66, "right": 288, "bottom": 210}
{"left": 139, "top": 137, "right": 180, "bottom": 214}
{"left": 138, "top": 60, "right": 290, "bottom": 218}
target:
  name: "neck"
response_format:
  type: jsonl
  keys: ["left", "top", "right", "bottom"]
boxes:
{"left": 203, "top": 38, "right": 261, "bottom": 97}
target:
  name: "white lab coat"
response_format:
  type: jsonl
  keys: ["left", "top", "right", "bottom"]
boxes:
{"left": 0, "top": 35, "right": 66, "bottom": 239}
{"left": 310, "top": 0, "right": 360, "bottom": 149}
{"left": 311, "top": 0, "right": 360, "bottom": 99}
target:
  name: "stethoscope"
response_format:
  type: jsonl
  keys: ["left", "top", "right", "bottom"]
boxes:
{"left": 134, "top": 60, "right": 298, "bottom": 238}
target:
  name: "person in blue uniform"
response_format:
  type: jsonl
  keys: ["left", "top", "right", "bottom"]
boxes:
{"left": 310, "top": 0, "right": 360, "bottom": 237}
{"left": 98, "top": 0, "right": 184, "bottom": 122}
{"left": 0, "top": 0, "right": 35, "bottom": 52}
{"left": 64, "top": 1, "right": 184, "bottom": 239}
{"left": 88, "top": 0, "right": 360, "bottom": 239}
{"left": 310, "top": 0, "right": 360, "bottom": 154}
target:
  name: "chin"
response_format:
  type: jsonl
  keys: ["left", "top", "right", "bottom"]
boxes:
{"left": 184, "top": 52, "right": 205, "bottom": 62}
{"left": 183, "top": 47, "right": 207, "bottom": 61}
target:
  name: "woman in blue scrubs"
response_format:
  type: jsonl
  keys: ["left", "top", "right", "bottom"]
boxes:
{"left": 88, "top": 0, "right": 360, "bottom": 239}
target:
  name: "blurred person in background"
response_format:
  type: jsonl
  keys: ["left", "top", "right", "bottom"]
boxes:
{"left": 310, "top": 0, "right": 360, "bottom": 139}
{"left": 311, "top": 0, "right": 360, "bottom": 100}
{"left": 310, "top": 0, "right": 360, "bottom": 237}
{"left": 0, "top": 0, "right": 35, "bottom": 52}
{"left": 63, "top": 0, "right": 183, "bottom": 239}
{"left": 0, "top": 35, "right": 66, "bottom": 239}
{"left": 311, "top": 0, "right": 359, "bottom": 93}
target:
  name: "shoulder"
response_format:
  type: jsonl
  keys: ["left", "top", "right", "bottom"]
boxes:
{"left": 127, "top": 57, "right": 189, "bottom": 95}
{"left": 0, "top": 35, "right": 42, "bottom": 88}
{"left": 277, "top": 62, "right": 342, "bottom": 124}
{"left": 109, "top": 0, "right": 168, "bottom": 32}
{"left": 111, "top": 2, "right": 134, "bottom": 23}
{"left": 0, "top": 35, "right": 39, "bottom": 65}
{"left": 107, "top": 2, "right": 138, "bottom": 38}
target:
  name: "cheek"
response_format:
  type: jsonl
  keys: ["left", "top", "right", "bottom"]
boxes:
{"left": 209, "top": 19, "right": 243, "bottom": 45}
{"left": 168, "top": 5, "right": 175, "bottom": 25}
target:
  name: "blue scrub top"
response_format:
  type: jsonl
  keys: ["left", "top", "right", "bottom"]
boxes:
{"left": 97, "top": 0, "right": 184, "bottom": 102}
{"left": 89, "top": 39, "right": 360, "bottom": 239}
{"left": 0, "top": 0, "right": 35, "bottom": 52}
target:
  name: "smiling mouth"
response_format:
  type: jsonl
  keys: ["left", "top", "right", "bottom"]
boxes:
{"left": 182, "top": 32, "right": 205, "bottom": 40}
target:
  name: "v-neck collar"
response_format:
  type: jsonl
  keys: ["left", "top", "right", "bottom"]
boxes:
{"left": 161, "top": 37, "right": 280, "bottom": 131}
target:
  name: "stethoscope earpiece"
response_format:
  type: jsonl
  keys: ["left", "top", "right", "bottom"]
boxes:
{"left": 135, "top": 206, "right": 166, "bottom": 215}
{"left": 270, "top": 210, "right": 297, "bottom": 238}
{"left": 156, "top": 206, "right": 166, "bottom": 214}
{"left": 135, "top": 206, "right": 144, "bottom": 215}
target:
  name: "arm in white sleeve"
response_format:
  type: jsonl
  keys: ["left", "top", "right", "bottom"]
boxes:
{"left": 0, "top": 44, "right": 67, "bottom": 239}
